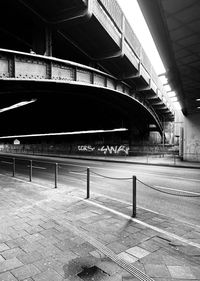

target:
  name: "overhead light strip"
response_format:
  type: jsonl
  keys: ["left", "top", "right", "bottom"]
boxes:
{"left": 0, "top": 128, "right": 128, "bottom": 139}
{"left": 0, "top": 99, "right": 36, "bottom": 113}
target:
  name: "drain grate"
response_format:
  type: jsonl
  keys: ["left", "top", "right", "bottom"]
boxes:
{"left": 61, "top": 220, "right": 155, "bottom": 281}
{"left": 78, "top": 266, "right": 109, "bottom": 280}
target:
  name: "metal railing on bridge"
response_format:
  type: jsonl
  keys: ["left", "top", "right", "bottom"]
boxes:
{"left": 94, "top": 0, "right": 174, "bottom": 115}
{"left": 0, "top": 47, "right": 165, "bottom": 131}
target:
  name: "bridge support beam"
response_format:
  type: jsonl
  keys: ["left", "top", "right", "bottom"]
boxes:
{"left": 45, "top": 26, "right": 52, "bottom": 56}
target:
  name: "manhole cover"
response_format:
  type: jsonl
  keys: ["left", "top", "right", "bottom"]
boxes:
{"left": 77, "top": 266, "right": 109, "bottom": 280}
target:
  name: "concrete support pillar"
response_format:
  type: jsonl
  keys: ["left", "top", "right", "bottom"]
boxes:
{"left": 183, "top": 112, "right": 200, "bottom": 162}
{"left": 128, "top": 125, "right": 144, "bottom": 148}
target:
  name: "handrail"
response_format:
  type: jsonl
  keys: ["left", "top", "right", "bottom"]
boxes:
{"left": 97, "top": 0, "right": 124, "bottom": 31}
{"left": 0, "top": 48, "right": 117, "bottom": 80}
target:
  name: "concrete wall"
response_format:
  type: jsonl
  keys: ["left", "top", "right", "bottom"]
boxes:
{"left": 184, "top": 112, "right": 200, "bottom": 162}
{"left": 0, "top": 142, "right": 175, "bottom": 157}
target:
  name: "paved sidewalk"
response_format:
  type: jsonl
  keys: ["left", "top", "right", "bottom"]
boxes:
{"left": 0, "top": 175, "right": 200, "bottom": 280}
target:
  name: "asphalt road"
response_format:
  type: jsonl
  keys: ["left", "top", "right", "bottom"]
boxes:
{"left": 0, "top": 154, "right": 200, "bottom": 227}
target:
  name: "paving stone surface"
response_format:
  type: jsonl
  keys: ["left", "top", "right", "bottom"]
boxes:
{"left": 117, "top": 252, "right": 138, "bottom": 263}
{"left": 167, "top": 266, "right": 196, "bottom": 279}
{"left": 126, "top": 246, "right": 150, "bottom": 259}
{"left": 0, "top": 173, "right": 200, "bottom": 281}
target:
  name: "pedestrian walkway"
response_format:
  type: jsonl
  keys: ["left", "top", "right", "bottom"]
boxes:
{"left": 0, "top": 174, "right": 200, "bottom": 280}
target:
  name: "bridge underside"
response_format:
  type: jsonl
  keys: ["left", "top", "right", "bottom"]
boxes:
{"left": 0, "top": 0, "right": 174, "bottom": 149}
{"left": 0, "top": 80, "right": 158, "bottom": 143}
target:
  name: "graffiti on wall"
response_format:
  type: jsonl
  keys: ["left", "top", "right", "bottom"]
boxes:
{"left": 78, "top": 145, "right": 95, "bottom": 152}
{"left": 186, "top": 138, "right": 200, "bottom": 161}
{"left": 78, "top": 145, "right": 129, "bottom": 155}
{"left": 98, "top": 145, "right": 129, "bottom": 155}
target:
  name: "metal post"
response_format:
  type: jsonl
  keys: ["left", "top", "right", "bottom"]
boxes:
{"left": 179, "top": 127, "right": 184, "bottom": 161}
{"left": 86, "top": 167, "right": 90, "bottom": 199}
{"left": 132, "top": 176, "right": 136, "bottom": 217}
{"left": 12, "top": 158, "right": 15, "bottom": 177}
{"left": 29, "top": 160, "right": 32, "bottom": 182}
{"left": 55, "top": 163, "right": 58, "bottom": 188}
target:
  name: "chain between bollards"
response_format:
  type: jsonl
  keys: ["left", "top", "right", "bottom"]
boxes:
{"left": 86, "top": 167, "right": 90, "bottom": 199}
{"left": 132, "top": 175, "right": 136, "bottom": 217}
{"left": 55, "top": 163, "right": 58, "bottom": 188}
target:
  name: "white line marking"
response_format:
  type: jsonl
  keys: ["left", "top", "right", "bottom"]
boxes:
{"left": 151, "top": 174, "right": 200, "bottom": 182}
{"left": 75, "top": 196, "right": 200, "bottom": 249}
{"left": 64, "top": 163, "right": 200, "bottom": 183}
{"left": 69, "top": 171, "right": 86, "bottom": 175}
{"left": 69, "top": 171, "right": 102, "bottom": 180}
{"left": 67, "top": 178, "right": 86, "bottom": 183}
{"left": 1, "top": 173, "right": 200, "bottom": 248}
{"left": 124, "top": 170, "right": 200, "bottom": 182}
{"left": 2, "top": 171, "right": 200, "bottom": 230}
{"left": 71, "top": 188, "right": 200, "bottom": 230}
{"left": 27, "top": 165, "right": 46, "bottom": 170}
{"left": 2, "top": 157, "right": 200, "bottom": 182}
{"left": 154, "top": 185, "right": 200, "bottom": 196}
{"left": 1, "top": 161, "right": 12, "bottom": 165}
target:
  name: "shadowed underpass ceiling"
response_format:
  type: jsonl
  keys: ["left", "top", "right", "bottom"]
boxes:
{"left": 0, "top": 0, "right": 171, "bottom": 139}
{"left": 138, "top": 0, "right": 200, "bottom": 115}
{"left": 0, "top": 81, "right": 156, "bottom": 138}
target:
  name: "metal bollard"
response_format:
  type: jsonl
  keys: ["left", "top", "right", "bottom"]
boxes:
{"left": 86, "top": 167, "right": 90, "bottom": 199}
{"left": 29, "top": 160, "right": 32, "bottom": 182}
{"left": 55, "top": 163, "right": 58, "bottom": 188}
{"left": 12, "top": 158, "right": 15, "bottom": 177}
{"left": 132, "top": 176, "right": 136, "bottom": 217}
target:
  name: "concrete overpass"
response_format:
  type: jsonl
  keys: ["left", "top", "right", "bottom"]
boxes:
{"left": 0, "top": 0, "right": 174, "bottom": 153}
{"left": 138, "top": 0, "right": 200, "bottom": 161}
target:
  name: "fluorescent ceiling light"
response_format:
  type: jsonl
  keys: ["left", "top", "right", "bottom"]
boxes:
{"left": 168, "top": 91, "right": 176, "bottom": 98}
{"left": 196, "top": 98, "right": 200, "bottom": 101}
{"left": 173, "top": 101, "right": 181, "bottom": 110}
{"left": 0, "top": 99, "right": 36, "bottom": 113}
{"left": 159, "top": 75, "right": 168, "bottom": 85}
{"left": 117, "top": 0, "right": 166, "bottom": 74}
{"left": 164, "top": 84, "right": 171, "bottom": 92}
{"left": 0, "top": 128, "right": 128, "bottom": 139}
{"left": 171, "top": 97, "right": 178, "bottom": 102}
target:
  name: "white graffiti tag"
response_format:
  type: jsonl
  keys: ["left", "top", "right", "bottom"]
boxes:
{"left": 78, "top": 145, "right": 95, "bottom": 152}
{"left": 98, "top": 145, "right": 129, "bottom": 155}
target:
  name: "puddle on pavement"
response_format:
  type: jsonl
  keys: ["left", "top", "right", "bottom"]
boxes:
{"left": 63, "top": 256, "right": 110, "bottom": 280}
{"left": 78, "top": 265, "right": 109, "bottom": 280}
